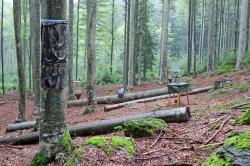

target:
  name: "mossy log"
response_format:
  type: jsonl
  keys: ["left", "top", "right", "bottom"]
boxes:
{"left": 0, "top": 107, "right": 190, "bottom": 145}
{"left": 104, "top": 86, "right": 213, "bottom": 111}
{"left": 6, "top": 121, "right": 36, "bottom": 132}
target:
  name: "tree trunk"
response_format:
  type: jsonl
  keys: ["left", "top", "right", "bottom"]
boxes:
{"left": 236, "top": 0, "right": 249, "bottom": 70}
{"left": 234, "top": 0, "right": 240, "bottom": 53}
{"left": 207, "top": 0, "right": 215, "bottom": 73}
{"left": 160, "top": 0, "right": 170, "bottom": 82}
{"left": 110, "top": 0, "right": 115, "bottom": 75}
{"left": 68, "top": 0, "right": 74, "bottom": 98}
{"left": 0, "top": 0, "right": 4, "bottom": 94}
{"left": 29, "top": 0, "right": 41, "bottom": 115}
{"left": 104, "top": 86, "right": 213, "bottom": 111}
{"left": 75, "top": 0, "right": 80, "bottom": 80}
{"left": 68, "top": 87, "right": 168, "bottom": 107}
{"left": 128, "top": 0, "right": 135, "bottom": 87}
{"left": 86, "top": 0, "right": 97, "bottom": 106}
{"left": 198, "top": 0, "right": 205, "bottom": 64}
{"left": 36, "top": 0, "right": 73, "bottom": 162}
{"left": 13, "top": 0, "right": 26, "bottom": 122}
{"left": 123, "top": 0, "right": 129, "bottom": 86}
{"left": 0, "top": 107, "right": 190, "bottom": 145}
{"left": 6, "top": 121, "right": 36, "bottom": 132}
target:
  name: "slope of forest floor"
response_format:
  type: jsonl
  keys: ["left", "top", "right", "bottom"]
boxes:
{"left": 0, "top": 70, "right": 250, "bottom": 166}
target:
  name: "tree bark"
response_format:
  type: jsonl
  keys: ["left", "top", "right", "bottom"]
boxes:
{"left": 6, "top": 121, "right": 36, "bottom": 132}
{"left": 123, "top": 0, "right": 129, "bottom": 86}
{"left": 160, "top": 0, "right": 170, "bottom": 82}
{"left": 0, "top": 107, "right": 190, "bottom": 145}
{"left": 1, "top": 0, "right": 4, "bottom": 94}
{"left": 13, "top": 0, "right": 26, "bottom": 122}
{"left": 75, "top": 0, "right": 80, "bottom": 80}
{"left": 68, "top": 0, "right": 74, "bottom": 98}
{"left": 236, "top": 0, "right": 249, "bottom": 70}
{"left": 128, "top": 0, "right": 135, "bottom": 87}
{"left": 29, "top": 0, "right": 41, "bottom": 115}
{"left": 86, "top": 0, "right": 97, "bottom": 106}
{"left": 207, "top": 0, "right": 215, "bottom": 73}
{"left": 39, "top": 0, "right": 73, "bottom": 161}
{"left": 110, "top": 0, "right": 115, "bottom": 75}
{"left": 68, "top": 87, "right": 169, "bottom": 107}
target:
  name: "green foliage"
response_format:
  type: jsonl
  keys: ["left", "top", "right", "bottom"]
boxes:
{"left": 243, "top": 53, "right": 250, "bottom": 67}
{"left": 224, "top": 132, "right": 250, "bottom": 151}
{"left": 216, "top": 53, "right": 237, "bottom": 75}
{"left": 238, "top": 83, "right": 250, "bottom": 92}
{"left": 81, "top": 107, "right": 95, "bottom": 115}
{"left": 152, "top": 104, "right": 162, "bottom": 111}
{"left": 202, "top": 153, "right": 232, "bottom": 166}
{"left": 236, "top": 109, "right": 250, "bottom": 125}
{"left": 84, "top": 136, "right": 136, "bottom": 155}
{"left": 123, "top": 118, "right": 166, "bottom": 137}
{"left": 30, "top": 153, "right": 50, "bottom": 166}
{"left": 102, "top": 71, "right": 115, "bottom": 84}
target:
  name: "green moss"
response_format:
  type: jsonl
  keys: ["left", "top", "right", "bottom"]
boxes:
{"left": 30, "top": 153, "right": 50, "bottom": 166}
{"left": 123, "top": 118, "right": 166, "bottom": 137}
{"left": 236, "top": 109, "right": 250, "bottom": 125}
{"left": 81, "top": 107, "right": 95, "bottom": 115}
{"left": 224, "top": 132, "right": 250, "bottom": 151}
{"left": 59, "top": 129, "right": 74, "bottom": 152}
{"left": 202, "top": 153, "right": 232, "bottom": 166}
{"left": 84, "top": 136, "right": 136, "bottom": 155}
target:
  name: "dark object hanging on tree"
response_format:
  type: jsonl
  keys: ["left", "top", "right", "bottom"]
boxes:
{"left": 41, "top": 19, "right": 68, "bottom": 89}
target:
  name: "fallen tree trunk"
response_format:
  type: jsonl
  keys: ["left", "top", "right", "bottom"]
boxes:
{"left": 104, "top": 86, "right": 213, "bottom": 111}
{"left": 0, "top": 107, "right": 190, "bottom": 145}
{"left": 67, "top": 87, "right": 168, "bottom": 107}
{"left": 6, "top": 121, "right": 36, "bottom": 132}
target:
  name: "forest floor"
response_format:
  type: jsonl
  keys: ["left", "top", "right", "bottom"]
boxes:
{"left": 0, "top": 70, "right": 250, "bottom": 166}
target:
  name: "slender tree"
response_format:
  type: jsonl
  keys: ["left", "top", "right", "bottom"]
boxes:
{"left": 123, "top": 0, "right": 129, "bottom": 86}
{"left": 160, "top": 0, "right": 170, "bottom": 82}
{"left": 75, "top": 0, "right": 80, "bottom": 80}
{"left": 0, "top": 0, "right": 4, "bottom": 94}
{"left": 110, "top": 0, "right": 115, "bottom": 75}
{"left": 207, "top": 0, "right": 215, "bottom": 73}
{"left": 198, "top": 0, "right": 205, "bottom": 64}
{"left": 86, "top": 0, "right": 97, "bottom": 106}
{"left": 128, "top": 0, "right": 135, "bottom": 87}
{"left": 13, "top": 0, "right": 26, "bottom": 122}
{"left": 236, "top": 0, "right": 249, "bottom": 70}
{"left": 68, "top": 0, "right": 74, "bottom": 98}
{"left": 29, "top": 0, "right": 41, "bottom": 114}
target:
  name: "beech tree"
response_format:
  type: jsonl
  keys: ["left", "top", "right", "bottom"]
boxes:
{"left": 86, "top": 0, "right": 97, "bottom": 106}
{"left": 68, "top": 0, "right": 74, "bottom": 98}
{"left": 13, "top": 0, "right": 26, "bottom": 122}
{"left": 160, "top": 0, "right": 170, "bottom": 82}
{"left": 29, "top": 0, "right": 41, "bottom": 114}
{"left": 31, "top": 0, "right": 74, "bottom": 165}
{"left": 236, "top": 0, "right": 249, "bottom": 70}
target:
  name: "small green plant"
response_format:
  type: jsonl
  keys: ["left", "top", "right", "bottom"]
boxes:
{"left": 152, "top": 104, "right": 162, "bottom": 111}
{"left": 236, "top": 109, "right": 250, "bottom": 125}
{"left": 81, "top": 107, "right": 95, "bottom": 115}
{"left": 224, "top": 131, "right": 250, "bottom": 151}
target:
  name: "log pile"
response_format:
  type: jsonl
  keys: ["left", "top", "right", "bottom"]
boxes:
{"left": 0, "top": 107, "right": 190, "bottom": 145}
